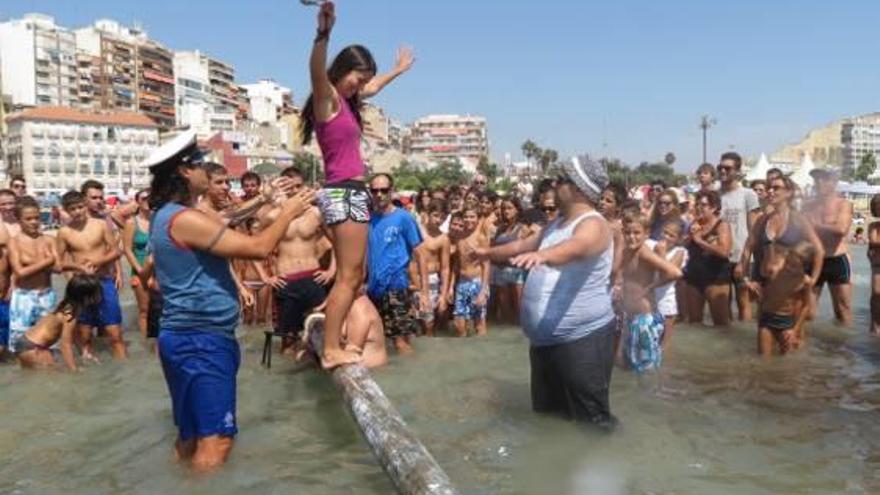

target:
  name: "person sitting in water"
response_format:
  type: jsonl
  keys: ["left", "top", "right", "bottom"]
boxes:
{"left": 757, "top": 242, "right": 816, "bottom": 357}
{"left": 17, "top": 274, "right": 103, "bottom": 371}
{"left": 304, "top": 295, "right": 387, "bottom": 369}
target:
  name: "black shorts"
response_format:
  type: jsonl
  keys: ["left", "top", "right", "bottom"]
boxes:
{"left": 371, "top": 289, "right": 420, "bottom": 338}
{"left": 273, "top": 271, "right": 327, "bottom": 339}
{"left": 146, "top": 289, "right": 163, "bottom": 339}
{"left": 529, "top": 319, "right": 618, "bottom": 430}
{"left": 758, "top": 312, "right": 795, "bottom": 332}
{"left": 683, "top": 259, "right": 732, "bottom": 291}
{"left": 817, "top": 254, "right": 851, "bottom": 286}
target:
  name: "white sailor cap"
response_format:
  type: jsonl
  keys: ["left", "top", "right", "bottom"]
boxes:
{"left": 140, "top": 129, "right": 203, "bottom": 170}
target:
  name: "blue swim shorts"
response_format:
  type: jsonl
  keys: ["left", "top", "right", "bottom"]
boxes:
{"left": 454, "top": 277, "right": 487, "bottom": 320}
{"left": 0, "top": 300, "right": 9, "bottom": 348}
{"left": 158, "top": 330, "right": 240, "bottom": 441}
{"left": 78, "top": 277, "right": 123, "bottom": 328}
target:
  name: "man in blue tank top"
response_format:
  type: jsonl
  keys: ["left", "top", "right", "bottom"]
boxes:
{"left": 478, "top": 157, "right": 618, "bottom": 430}
{"left": 143, "top": 130, "right": 315, "bottom": 472}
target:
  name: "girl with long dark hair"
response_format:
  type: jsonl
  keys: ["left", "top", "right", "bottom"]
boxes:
{"left": 303, "top": 2, "right": 415, "bottom": 367}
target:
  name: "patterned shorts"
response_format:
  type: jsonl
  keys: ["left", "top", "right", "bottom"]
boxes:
{"left": 318, "top": 181, "right": 371, "bottom": 227}
{"left": 372, "top": 289, "right": 420, "bottom": 338}
{"left": 454, "top": 277, "right": 486, "bottom": 321}
{"left": 9, "top": 287, "right": 56, "bottom": 353}
{"left": 624, "top": 312, "right": 664, "bottom": 374}
{"left": 415, "top": 273, "right": 442, "bottom": 322}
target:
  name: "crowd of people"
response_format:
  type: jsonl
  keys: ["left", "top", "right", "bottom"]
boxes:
{"left": 0, "top": 1, "right": 872, "bottom": 475}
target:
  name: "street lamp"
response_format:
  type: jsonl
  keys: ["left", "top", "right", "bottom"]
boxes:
{"left": 699, "top": 115, "right": 717, "bottom": 163}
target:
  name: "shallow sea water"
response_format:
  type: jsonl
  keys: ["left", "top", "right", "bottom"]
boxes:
{"left": 1, "top": 247, "right": 879, "bottom": 494}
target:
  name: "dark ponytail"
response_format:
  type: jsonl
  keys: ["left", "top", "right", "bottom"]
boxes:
{"left": 149, "top": 162, "right": 191, "bottom": 211}
{"left": 300, "top": 45, "right": 377, "bottom": 145}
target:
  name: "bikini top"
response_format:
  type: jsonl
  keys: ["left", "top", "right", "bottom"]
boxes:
{"left": 759, "top": 212, "right": 807, "bottom": 247}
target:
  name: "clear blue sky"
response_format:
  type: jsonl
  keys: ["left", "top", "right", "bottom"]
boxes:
{"left": 4, "top": 0, "right": 879, "bottom": 171}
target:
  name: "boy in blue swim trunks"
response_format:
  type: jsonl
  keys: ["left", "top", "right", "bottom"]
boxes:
{"left": 7, "top": 196, "right": 59, "bottom": 354}
{"left": 0, "top": 218, "right": 10, "bottom": 358}
{"left": 452, "top": 207, "right": 490, "bottom": 337}
{"left": 56, "top": 191, "right": 127, "bottom": 360}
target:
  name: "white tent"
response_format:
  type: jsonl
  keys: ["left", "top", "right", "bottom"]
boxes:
{"left": 745, "top": 153, "right": 771, "bottom": 181}
{"left": 791, "top": 152, "right": 815, "bottom": 189}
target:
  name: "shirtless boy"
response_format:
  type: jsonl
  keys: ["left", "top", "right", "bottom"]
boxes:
{"left": 7, "top": 197, "right": 58, "bottom": 354}
{"left": 56, "top": 191, "right": 126, "bottom": 360}
{"left": 757, "top": 242, "right": 815, "bottom": 356}
{"left": 0, "top": 222, "right": 10, "bottom": 358}
{"left": 804, "top": 168, "right": 853, "bottom": 324}
{"left": 415, "top": 200, "right": 451, "bottom": 336}
{"left": 0, "top": 189, "right": 20, "bottom": 238}
{"left": 258, "top": 167, "right": 333, "bottom": 357}
{"left": 620, "top": 212, "right": 682, "bottom": 373}
{"left": 305, "top": 295, "right": 387, "bottom": 369}
{"left": 453, "top": 207, "right": 490, "bottom": 337}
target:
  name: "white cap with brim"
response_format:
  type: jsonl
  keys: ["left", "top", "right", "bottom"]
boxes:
{"left": 139, "top": 129, "right": 201, "bottom": 170}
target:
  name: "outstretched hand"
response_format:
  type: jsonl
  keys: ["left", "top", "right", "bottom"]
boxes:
{"left": 282, "top": 189, "right": 318, "bottom": 218}
{"left": 510, "top": 252, "right": 545, "bottom": 270}
{"left": 395, "top": 45, "right": 416, "bottom": 73}
{"left": 317, "top": 1, "right": 335, "bottom": 34}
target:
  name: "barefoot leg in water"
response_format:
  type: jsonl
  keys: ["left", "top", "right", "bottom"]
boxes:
{"left": 321, "top": 221, "right": 365, "bottom": 368}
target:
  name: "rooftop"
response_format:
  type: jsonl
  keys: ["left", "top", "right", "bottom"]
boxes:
{"left": 8, "top": 106, "right": 159, "bottom": 128}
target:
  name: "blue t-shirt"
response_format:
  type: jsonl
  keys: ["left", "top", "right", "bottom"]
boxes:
{"left": 367, "top": 208, "right": 422, "bottom": 298}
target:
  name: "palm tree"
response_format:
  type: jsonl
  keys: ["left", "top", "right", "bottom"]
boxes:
{"left": 539, "top": 148, "right": 558, "bottom": 173}
{"left": 521, "top": 140, "right": 540, "bottom": 173}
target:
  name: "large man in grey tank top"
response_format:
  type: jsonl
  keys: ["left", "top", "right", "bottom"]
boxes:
{"left": 479, "top": 157, "right": 618, "bottom": 429}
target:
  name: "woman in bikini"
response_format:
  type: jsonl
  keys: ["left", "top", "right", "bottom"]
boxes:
{"left": 741, "top": 176, "right": 823, "bottom": 346}
{"left": 17, "top": 274, "right": 103, "bottom": 371}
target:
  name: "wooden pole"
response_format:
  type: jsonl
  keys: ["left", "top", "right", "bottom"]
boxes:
{"left": 331, "top": 364, "right": 459, "bottom": 495}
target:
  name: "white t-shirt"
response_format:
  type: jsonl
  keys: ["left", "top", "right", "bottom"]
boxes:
{"left": 721, "top": 185, "right": 759, "bottom": 262}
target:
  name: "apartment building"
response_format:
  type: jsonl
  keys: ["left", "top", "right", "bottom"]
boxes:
{"left": 5, "top": 106, "right": 159, "bottom": 195}
{"left": 0, "top": 14, "right": 79, "bottom": 108}
{"left": 842, "top": 113, "right": 880, "bottom": 172}
{"left": 75, "top": 19, "right": 175, "bottom": 129}
{"left": 173, "top": 50, "right": 238, "bottom": 136}
{"left": 405, "top": 114, "right": 489, "bottom": 169}
{"left": 241, "top": 79, "right": 296, "bottom": 124}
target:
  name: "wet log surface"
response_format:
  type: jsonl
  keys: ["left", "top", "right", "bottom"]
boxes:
{"left": 332, "top": 364, "right": 459, "bottom": 495}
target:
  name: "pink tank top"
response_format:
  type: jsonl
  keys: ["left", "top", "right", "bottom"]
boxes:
{"left": 315, "top": 96, "right": 366, "bottom": 184}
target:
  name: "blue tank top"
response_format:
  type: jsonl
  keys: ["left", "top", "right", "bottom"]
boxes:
{"left": 150, "top": 203, "right": 239, "bottom": 337}
{"left": 521, "top": 211, "right": 615, "bottom": 347}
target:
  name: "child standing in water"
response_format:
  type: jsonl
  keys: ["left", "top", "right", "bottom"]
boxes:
{"left": 302, "top": 1, "right": 415, "bottom": 367}
{"left": 867, "top": 195, "right": 880, "bottom": 335}
{"left": 757, "top": 242, "right": 815, "bottom": 356}
{"left": 620, "top": 212, "right": 683, "bottom": 373}
{"left": 17, "top": 274, "right": 103, "bottom": 371}
{"left": 652, "top": 221, "right": 688, "bottom": 348}
{"left": 7, "top": 196, "right": 59, "bottom": 354}
{"left": 453, "top": 207, "right": 490, "bottom": 336}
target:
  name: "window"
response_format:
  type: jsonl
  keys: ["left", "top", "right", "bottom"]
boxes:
{"left": 94, "top": 159, "right": 104, "bottom": 174}
{"left": 108, "top": 160, "right": 117, "bottom": 174}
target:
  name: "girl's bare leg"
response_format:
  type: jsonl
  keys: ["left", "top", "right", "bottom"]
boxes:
{"left": 321, "top": 221, "right": 366, "bottom": 369}
{"left": 706, "top": 284, "right": 731, "bottom": 327}
{"left": 133, "top": 283, "right": 149, "bottom": 339}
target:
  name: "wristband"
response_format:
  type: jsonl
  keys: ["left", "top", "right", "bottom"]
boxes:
{"left": 314, "top": 30, "right": 330, "bottom": 43}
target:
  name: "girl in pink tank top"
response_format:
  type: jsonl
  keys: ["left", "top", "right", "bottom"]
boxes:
{"left": 302, "top": 2, "right": 415, "bottom": 368}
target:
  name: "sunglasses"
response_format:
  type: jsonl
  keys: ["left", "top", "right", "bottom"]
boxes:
{"left": 370, "top": 187, "right": 391, "bottom": 195}
{"left": 542, "top": 206, "right": 558, "bottom": 213}
{"left": 474, "top": 180, "right": 487, "bottom": 185}
{"left": 11, "top": 184, "right": 25, "bottom": 189}
{"left": 717, "top": 165, "right": 735, "bottom": 172}
{"left": 657, "top": 200, "right": 673, "bottom": 206}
